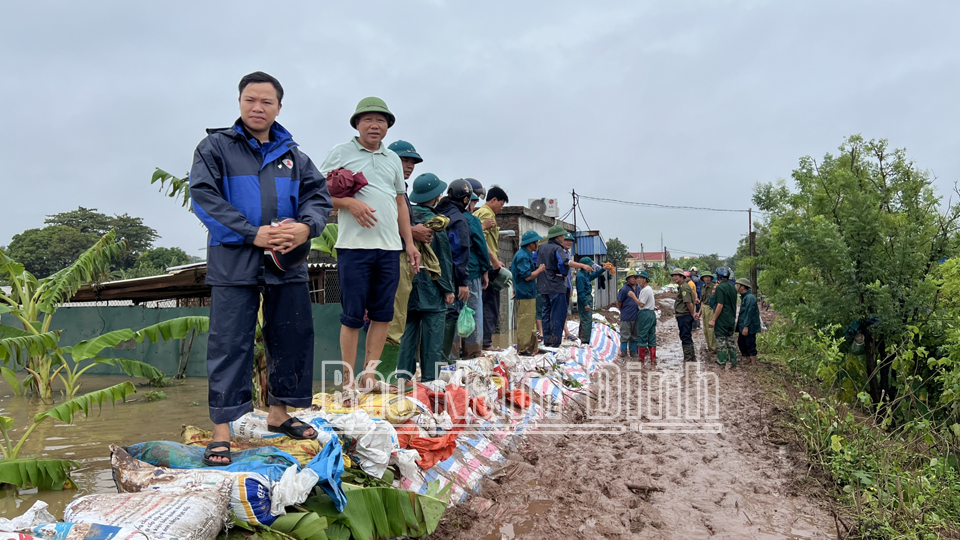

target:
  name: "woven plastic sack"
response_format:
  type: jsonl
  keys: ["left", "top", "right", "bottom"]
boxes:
{"left": 457, "top": 306, "right": 476, "bottom": 337}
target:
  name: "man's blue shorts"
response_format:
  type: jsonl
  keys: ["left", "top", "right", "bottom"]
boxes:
{"left": 337, "top": 248, "right": 401, "bottom": 329}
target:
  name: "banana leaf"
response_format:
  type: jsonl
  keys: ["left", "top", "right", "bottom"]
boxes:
{"left": 310, "top": 224, "right": 338, "bottom": 258}
{"left": 270, "top": 513, "right": 329, "bottom": 540}
{"left": 0, "top": 414, "right": 12, "bottom": 432}
{"left": 70, "top": 316, "right": 209, "bottom": 361}
{"left": 38, "top": 231, "right": 128, "bottom": 314}
{"left": 152, "top": 168, "right": 193, "bottom": 211}
{"left": 301, "top": 482, "right": 452, "bottom": 540}
{"left": 35, "top": 381, "right": 136, "bottom": 424}
{"left": 0, "top": 458, "right": 78, "bottom": 490}
{"left": 0, "top": 365, "right": 22, "bottom": 395}
{"left": 0, "top": 331, "right": 61, "bottom": 363}
{"left": 75, "top": 355, "right": 165, "bottom": 382}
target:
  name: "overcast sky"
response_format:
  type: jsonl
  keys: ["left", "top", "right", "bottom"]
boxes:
{"left": 3, "top": 0, "right": 958, "bottom": 259}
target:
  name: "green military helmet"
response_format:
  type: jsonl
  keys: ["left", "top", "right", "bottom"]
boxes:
{"left": 545, "top": 224, "right": 566, "bottom": 239}
{"left": 520, "top": 230, "right": 543, "bottom": 247}
{"left": 350, "top": 96, "right": 395, "bottom": 128}
{"left": 388, "top": 140, "right": 422, "bottom": 163}
{"left": 636, "top": 270, "right": 650, "bottom": 281}
{"left": 409, "top": 173, "right": 446, "bottom": 204}
{"left": 700, "top": 273, "right": 715, "bottom": 281}
{"left": 735, "top": 278, "right": 752, "bottom": 289}
{"left": 580, "top": 257, "right": 595, "bottom": 266}
{"left": 563, "top": 232, "right": 575, "bottom": 241}
{"left": 670, "top": 268, "right": 686, "bottom": 277}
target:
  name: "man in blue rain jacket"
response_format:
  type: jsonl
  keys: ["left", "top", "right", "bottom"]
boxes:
{"left": 189, "top": 72, "right": 332, "bottom": 465}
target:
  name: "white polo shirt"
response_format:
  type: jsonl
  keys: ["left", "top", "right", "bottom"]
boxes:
{"left": 320, "top": 137, "right": 405, "bottom": 251}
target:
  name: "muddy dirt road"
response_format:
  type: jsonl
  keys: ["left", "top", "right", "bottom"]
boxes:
{"left": 431, "top": 301, "right": 834, "bottom": 540}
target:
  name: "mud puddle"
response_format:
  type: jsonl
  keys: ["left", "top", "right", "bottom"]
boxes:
{"left": 430, "top": 299, "right": 834, "bottom": 539}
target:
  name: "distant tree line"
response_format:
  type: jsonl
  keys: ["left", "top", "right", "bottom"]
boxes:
{"left": 2, "top": 206, "right": 199, "bottom": 279}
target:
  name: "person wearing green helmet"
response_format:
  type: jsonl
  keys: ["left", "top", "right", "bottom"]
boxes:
{"left": 709, "top": 267, "right": 738, "bottom": 367}
{"left": 575, "top": 256, "right": 610, "bottom": 345}
{"left": 634, "top": 270, "right": 657, "bottom": 364}
{"left": 511, "top": 230, "right": 547, "bottom": 355}
{"left": 699, "top": 273, "right": 718, "bottom": 354}
{"left": 735, "top": 278, "right": 761, "bottom": 365}
{"left": 536, "top": 225, "right": 593, "bottom": 347}
{"left": 617, "top": 271, "right": 641, "bottom": 357}
{"left": 671, "top": 268, "right": 699, "bottom": 362}
{"left": 320, "top": 97, "right": 420, "bottom": 390}
{"left": 382, "top": 140, "right": 436, "bottom": 375}
{"left": 395, "top": 173, "right": 455, "bottom": 383}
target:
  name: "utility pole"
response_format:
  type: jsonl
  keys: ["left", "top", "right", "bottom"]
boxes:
{"left": 749, "top": 208, "right": 757, "bottom": 295}
{"left": 572, "top": 189, "right": 578, "bottom": 260}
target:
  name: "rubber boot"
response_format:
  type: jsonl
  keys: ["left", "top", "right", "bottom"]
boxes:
{"left": 629, "top": 342, "right": 639, "bottom": 358}
{"left": 649, "top": 347, "right": 657, "bottom": 365}
{"left": 683, "top": 343, "right": 697, "bottom": 362}
{"left": 620, "top": 344, "right": 628, "bottom": 358}
{"left": 638, "top": 347, "right": 647, "bottom": 363}
{"left": 442, "top": 320, "right": 458, "bottom": 362}
{"left": 377, "top": 343, "right": 400, "bottom": 383}
{"left": 716, "top": 349, "right": 727, "bottom": 365}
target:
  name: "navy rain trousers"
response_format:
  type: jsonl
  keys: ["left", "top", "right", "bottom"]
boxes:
{"left": 541, "top": 293, "right": 568, "bottom": 347}
{"left": 207, "top": 283, "right": 314, "bottom": 424}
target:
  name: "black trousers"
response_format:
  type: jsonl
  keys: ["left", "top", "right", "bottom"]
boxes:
{"left": 738, "top": 333, "right": 758, "bottom": 356}
{"left": 207, "top": 283, "right": 314, "bottom": 424}
{"left": 482, "top": 284, "right": 501, "bottom": 348}
{"left": 676, "top": 314, "right": 694, "bottom": 345}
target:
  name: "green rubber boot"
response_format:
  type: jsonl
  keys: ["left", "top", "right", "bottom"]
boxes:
{"left": 442, "top": 319, "right": 458, "bottom": 362}
{"left": 377, "top": 343, "right": 400, "bottom": 384}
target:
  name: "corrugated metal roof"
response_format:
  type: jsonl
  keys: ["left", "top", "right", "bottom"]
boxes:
{"left": 575, "top": 232, "right": 606, "bottom": 256}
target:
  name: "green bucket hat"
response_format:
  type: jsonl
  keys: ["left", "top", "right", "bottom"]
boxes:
{"left": 350, "top": 97, "right": 395, "bottom": 128}
{"left": 545, "top": 224, "right": 566, "bottom": 239}
{"left": 520, "top": 230, "right": 543, "bottom": 247}
{"left": 387, "top": 140, "right": 421, "bottom": 163}
{"left": 409, "top": 173, "right": 446, "bottom": 204}
{"left": 579, "top": 257, "right": 595, "bottom": 266}
{"left": 735, "top": 278, "right": 753, "bottom": 289}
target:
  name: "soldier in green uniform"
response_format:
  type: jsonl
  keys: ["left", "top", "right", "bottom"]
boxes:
{"left": 575, "top": 257, "right": 610, "bottom": 345}
{"left": 708, "top": 267, "right": 738, "bottom": 367}
{"left": 671, "top": 268, "right": 699, "bottom": 362}
{"left": 699, "top": 274, "right": 717, "bottom": 353}
{"left": 736, "top": 278, "right": 762, "bottom": 365}
{"left": 396, "top": 173, "right": 455, "bottom": 383}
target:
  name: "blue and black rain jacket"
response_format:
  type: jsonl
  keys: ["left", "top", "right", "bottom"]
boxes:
{"left": 189, "top": 119, "right": 332, "bottom": 286}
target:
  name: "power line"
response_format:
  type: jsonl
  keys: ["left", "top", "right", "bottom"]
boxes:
{"left": 668, "top": 247, "right": 732, "bottom": 259}
{"left": 579, "top": 194, "right": 770, "bottom": 215}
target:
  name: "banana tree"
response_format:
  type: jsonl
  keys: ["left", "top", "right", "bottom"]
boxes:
{"left": 0, "top": 381, "right": 137, "bottom": 489}
{"left": 0, "top": 232, "right": 209, "bottom": 398}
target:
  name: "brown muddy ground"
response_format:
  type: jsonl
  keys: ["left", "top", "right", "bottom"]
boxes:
{"left": 430, "top": 294, "right": 835, "bottom": 540}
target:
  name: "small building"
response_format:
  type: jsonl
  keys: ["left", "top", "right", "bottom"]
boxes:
{"left": 627, "top": 250, "right": 669, "bottom": 270}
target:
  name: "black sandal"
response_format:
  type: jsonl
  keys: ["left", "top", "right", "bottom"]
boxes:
{"left": 202, "top": 441, "right": 232, "bottom": 466}
{"left": 267, "top": 417, "right": 317, "bottom": 440}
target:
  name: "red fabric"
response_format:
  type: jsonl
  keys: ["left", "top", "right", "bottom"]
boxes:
{"left": 326, "top": 168, "right": 368, "bottom": 198}
{"left": 396, "top": 383, "right": 471, "bottom": 469}
{"left": 469, "top": 396, "right": 491, "bottom": 419}
{"left": 505, "top": 389, "right": 532, "bottom": 408}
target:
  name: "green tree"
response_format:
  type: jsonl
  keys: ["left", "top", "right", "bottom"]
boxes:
{"left": 7, "top": 226, "right": 99, "bottom": 278}
{"left": 759, "top": 135, "right": 960, "bottom": 404}
{"left": 606, "top": 237, "right": 630, "bottom": 268}
{"left": 44, "top": 206, "right": 113, "bottom": 236}
{"left": 137, "top": 247, "right": 192, "bottom": 270}
{"left": 44, "top": 207, "right": 159, "bottom": 269}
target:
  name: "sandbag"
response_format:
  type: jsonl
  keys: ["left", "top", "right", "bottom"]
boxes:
{"left": 63, "top": 477, "right": 231, "bottom": 540}
{"left": 312, "top": 392, "right": 418, "bottom": 424}
{"left": 323, "top": 410, "right": 399, "bottom": 479}
{"left": 29, "top": 523, "right": 178, "bottom": 540}
{"left": 229, "top": 409, "right": 337, "bottom": 446}
{"left": 182, "top": 425, "right": 322, "bottom": 466}
{"left": 112, "top": 445, "right": 275, "bottom": 526}
{"left": 0, "top": 501, "right": 54, "bottom": 532}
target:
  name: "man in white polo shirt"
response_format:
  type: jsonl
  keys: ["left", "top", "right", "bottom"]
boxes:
{"left": 320, "top": 97, "right": 420, "bottom": 389}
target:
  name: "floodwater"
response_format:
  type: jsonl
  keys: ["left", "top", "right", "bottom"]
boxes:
{"left": 0, "top": 375, "right": 298, "bottom": 519}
